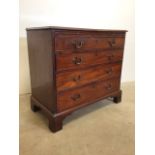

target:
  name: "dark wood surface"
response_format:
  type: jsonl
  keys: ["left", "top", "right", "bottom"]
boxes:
{"left": 26, "top": 26, "right": 127, "bottom": 32}
{"left": 57, "top": 78, "right": 120, "bottom": 112}
{"left": 56, "top": 63, "right": 122, "bottom": 92}
{"left": 55, "top": 35, "right": 125, "bottom": 51}
{"left": 56, "top": 50, "right": 123, "bottom": 71}
{"left": 27, "top": 29, "right": 57, "bottom": 113}
{"left": 26, "top": 26, "right": 126, "bottom": 132}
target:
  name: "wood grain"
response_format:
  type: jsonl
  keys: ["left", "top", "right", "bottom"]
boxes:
{"left": 55, "top": 35, "right": 125, "bottom": 51}
{"left": 56, "top": 63, "right": 122, "bottom": 92}
{"left": 57, "top": 78, "right": 120, "bottom": 112}
{"left": 56, "top": 50, "right": 123, "bottom": 71}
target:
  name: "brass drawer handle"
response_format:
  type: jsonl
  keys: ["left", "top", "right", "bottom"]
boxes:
{"left": 71, "top": 94, "right": 81, "bottom": 101}
{"left": 108, "top": 38, "right": 116, "bottom": 47}
{"left": 72, "top": 57, "right": 82, "bottom": 65}
{"left": 73, "top": 75, "right": 81, "bottom": 82}
{"left": 72, "top": 40, "right": 84, "bottom": 49}
{"left": 105, "top": 83, "right": 112, "bottom": 90}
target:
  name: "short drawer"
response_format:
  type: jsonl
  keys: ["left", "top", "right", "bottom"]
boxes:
{"left": 55, "top": 35, "right": 125, "bottom": 51}
{"left": 57, "top": 78, "right": 120, "bottom": 112}
{"left": 56, "top": 63, "right": 122, "bottom": 92}
{"left": 56, "top": 50, "right": 123, "bottom": 71}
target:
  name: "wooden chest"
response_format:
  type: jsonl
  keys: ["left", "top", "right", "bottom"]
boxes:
{"left": 26, "top": 26, "right": 127, "bottom": 132}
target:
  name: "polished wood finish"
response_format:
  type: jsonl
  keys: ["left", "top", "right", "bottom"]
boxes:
{"left": 26, "top": 26, "right": 126, "bottom": 132}
{"left": 26, "top": 26, "right": 127, "bottom": 32}
{"left": 56, "top": 50, "right": 123, "bottom": 71}
{"left": 55, "top": 34, "right": 125, "bottom": 51}
{"left": 57, "top": 78, "right": 120, "bottom": 112}
{"left": 27, "top": 30, "right": 56, "bottom": 113}
{"left": 56, "top": 63, "right": 122, "bottom": 92}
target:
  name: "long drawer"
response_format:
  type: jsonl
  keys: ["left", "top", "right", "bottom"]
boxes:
{"left": 56, "top": 50, "right": 123, "bottom": 72}
{"left": 56, "top": 63, "right": 122, "bottom": 92}
{"left": 57, "top": 78, "right": 120, "bottom": 112}
{"left": 55, "top": 34, "right": 125, "bottom": 51}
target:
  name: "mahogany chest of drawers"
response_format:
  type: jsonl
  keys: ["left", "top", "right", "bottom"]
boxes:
{"left": 26, "top": 26, "right": 127, "bottom": 132}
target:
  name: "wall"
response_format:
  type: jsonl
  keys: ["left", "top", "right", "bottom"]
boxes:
{"left": 19, "top": 0, "right": 134, "bottom": 94}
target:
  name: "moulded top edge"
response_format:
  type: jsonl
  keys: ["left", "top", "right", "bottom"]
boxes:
{"left": 26, "top": 26, "right": 127, "bottom": 32}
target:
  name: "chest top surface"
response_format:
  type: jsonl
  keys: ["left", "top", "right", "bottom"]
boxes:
{"left": 26, "top": 26, "right": 127, "bottom": 32}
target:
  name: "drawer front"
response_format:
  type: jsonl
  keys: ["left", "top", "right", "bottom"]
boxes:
{"left": 55, "top": 35, "right": 125, "bottom": 51}
{"left": 56, "top": 50, "right": 123, "bottom": 71}
{"left": 56, "top": 63, "right": 122, "bottom": 92}
{"left": 57, "top": 78, "right": 120, "bottom": 112}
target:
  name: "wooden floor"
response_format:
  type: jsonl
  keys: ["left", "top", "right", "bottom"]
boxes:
{"left": 19, "top": 82, "right": 135, "bottom": 155}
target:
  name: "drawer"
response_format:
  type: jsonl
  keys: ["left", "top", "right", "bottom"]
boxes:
{"left": 56, "top": 50, "right": 123, "bottom": 71}
{"left": 57, "top": 78, "right": 120, "bottom": 112}
{"left": 56, "top": 63, "right": 122, "bottom": 92}
{"left": 55, "top": 35, "right": 125, "bottom": 51}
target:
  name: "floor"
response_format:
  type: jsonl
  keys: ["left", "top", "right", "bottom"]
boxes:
{"left": 19, "top": 82, "right": 135, "bottom": 155}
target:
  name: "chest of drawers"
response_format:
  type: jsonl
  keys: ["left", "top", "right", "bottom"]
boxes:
{"left": 26, "top": 26, "right": 127, "bottom": 132}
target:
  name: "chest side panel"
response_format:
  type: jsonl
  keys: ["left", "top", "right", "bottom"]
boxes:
{"left": 27, "top": 29, "right": 56, "bottom": 112}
